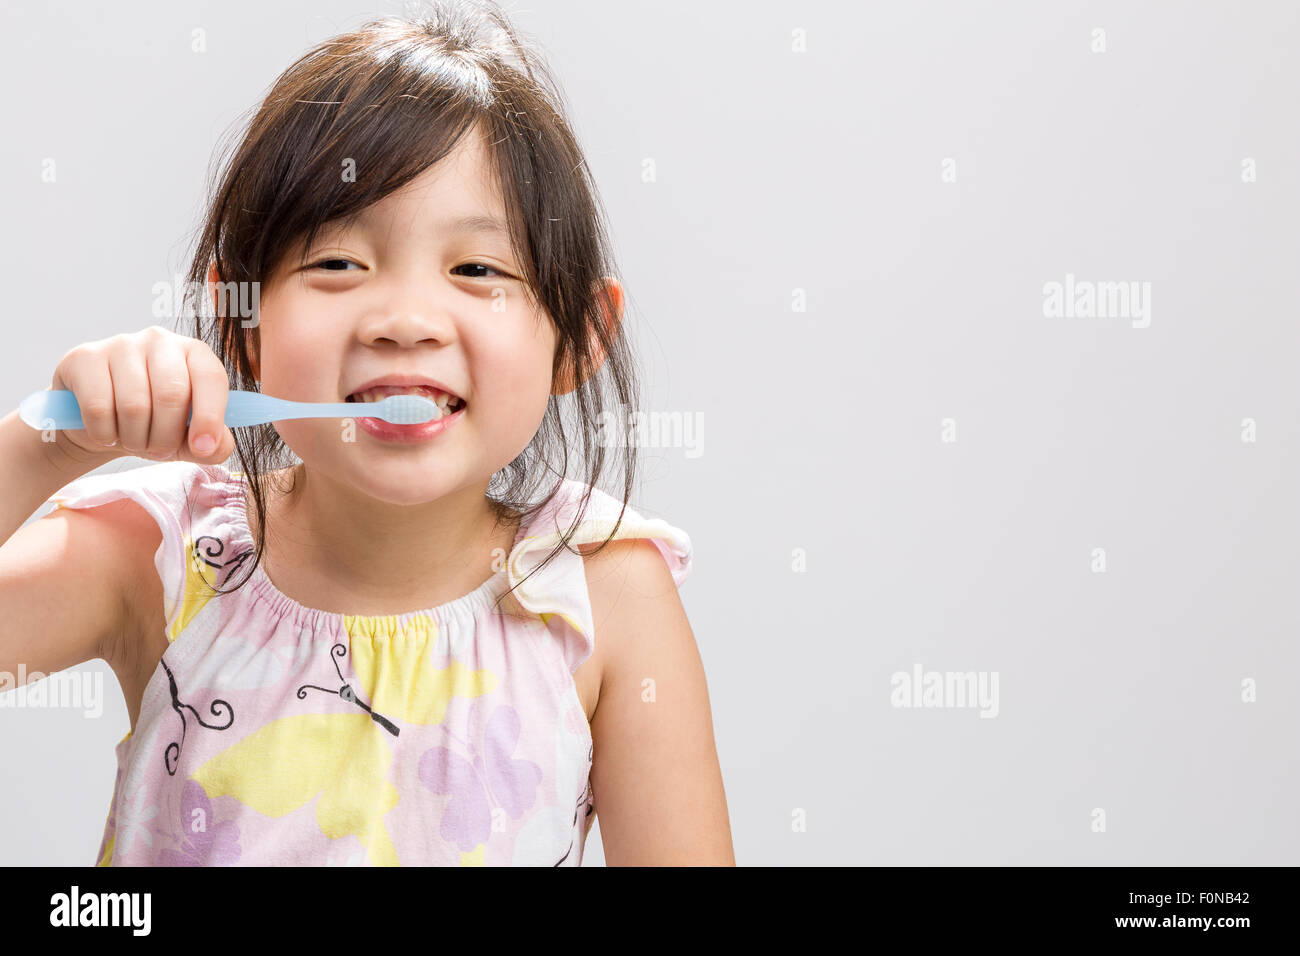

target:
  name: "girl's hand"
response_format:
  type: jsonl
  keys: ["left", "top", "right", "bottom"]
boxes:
{"left": 47, "top": 325, "right": 237, "bottom": 466}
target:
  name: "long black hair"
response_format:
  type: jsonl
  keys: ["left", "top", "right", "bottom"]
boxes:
{"left": 179, "top": 0, "right": 640, "bottom": 609}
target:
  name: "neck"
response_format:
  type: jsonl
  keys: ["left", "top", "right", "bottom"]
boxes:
{"left": 250, "top": 464, "right": 520, "bottom": 616}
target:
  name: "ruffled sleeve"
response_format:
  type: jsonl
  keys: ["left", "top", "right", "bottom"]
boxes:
{"left": 504, "top": 478, "right": 693, "bottom": 673}
{"left": 44, "top": 461, "right": 241, "bottom": 642}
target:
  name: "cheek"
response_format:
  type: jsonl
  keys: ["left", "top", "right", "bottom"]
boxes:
{"left": 272, "top": 419, "right": 343, "bottom": 462}
{"left": 252, "top": 308, "right": 345, "bottom": 450}
{"left": 474, "top": 325, "right": 555, "bottom": 430}
{"left": 256, "top": 313, "right": 337, "bottom": 395}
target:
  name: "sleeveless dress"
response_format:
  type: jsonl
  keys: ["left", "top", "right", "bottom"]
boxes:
{"left": 43, "top": 461, "right": 692, "bottom": 866}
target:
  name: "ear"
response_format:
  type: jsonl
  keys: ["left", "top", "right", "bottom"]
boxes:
{"left": 553, "top": 278, "right": 624, "bottom": 396}
{"left": 208, "top": 261, "right": 260, "bottom": 382}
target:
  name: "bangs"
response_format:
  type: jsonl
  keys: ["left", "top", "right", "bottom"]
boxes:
{"left": 204, "top": 10, "right": 595, "bottom": 325}
{"left": 231, "top": 57, "right": 496, "bottom": 285}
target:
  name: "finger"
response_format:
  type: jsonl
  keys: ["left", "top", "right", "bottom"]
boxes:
{"left": 183, "top": 343, "right": 231, "bottom": 461}
{"left": 53, "top": 349, "right": 119, "bottom": 449}
{"left": 105, "top": 338, "right": 152, "bottom": 456}
{"left": 144, "top": 339, "right": 194, "bottom": 459}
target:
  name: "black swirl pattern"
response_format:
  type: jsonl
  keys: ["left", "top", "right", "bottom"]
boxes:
{"left": 155, "top": 534, "right": 251, "bottom": 776}
{"left": 553, "top": 741, "right": 596, "bottom": 866}
{"left": 297, "top": 642, "right": 400, "bottom": 737}
{"left": 161, "top": 658, "right": 234, "bottom": 776}
{"left": 192, "top": 534, "right": 254, "bottom": 585}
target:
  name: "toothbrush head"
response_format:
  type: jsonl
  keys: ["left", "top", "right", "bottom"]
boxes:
{"left": 368, "top": 393, "right": 442, "bottom": 425}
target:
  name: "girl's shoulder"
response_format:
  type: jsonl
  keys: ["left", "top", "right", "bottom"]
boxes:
{"left": 520, "top": 477, "right": 693, "bottom": 580}
{"left": 45, "top": 460, "right": 251, "bottom": 633}
{"left": 507, "top": 477, "right": 694, "bottom": 673}
{"left": 46, "top": 459, "right": 244, "bottom": 514}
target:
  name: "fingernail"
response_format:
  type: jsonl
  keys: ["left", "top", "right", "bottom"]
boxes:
{"left": 192, "top": 434, "right": 215, "bottom": 454}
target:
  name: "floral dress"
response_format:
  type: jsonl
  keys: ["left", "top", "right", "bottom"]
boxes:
{"left": 45, "top": 462, "right": 692, "bottom": 866}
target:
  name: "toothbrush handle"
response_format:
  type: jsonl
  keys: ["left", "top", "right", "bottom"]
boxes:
{"left": 219, "top": 392, "right": 356, "bottom": 427}
{"left": 17, "top": 389, "right": 358, "bottom": 431}
{"left": 222, "top": 391, "right": 294, "bottom": 427}
{"left": 18, "top": 389, "right": 84, "bottom": 429}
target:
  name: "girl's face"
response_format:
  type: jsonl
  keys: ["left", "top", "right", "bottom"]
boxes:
{"left": 252, "top": 126, "right": 557, "bottom": 505}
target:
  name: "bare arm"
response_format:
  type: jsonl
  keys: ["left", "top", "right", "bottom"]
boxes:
{"left": 1, "top": 326, "right": 236, "bottom": 687}
{"left": 0, "top": 408, "right": 140, "bottom": 679}
{"left": 0, "top": 406, "right": 112, "bottom": 547}
{"left": 582, "top": 538, "right": 735, "bottom": 866}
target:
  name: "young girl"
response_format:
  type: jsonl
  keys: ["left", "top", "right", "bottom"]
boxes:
{"left": 0, "top": 2, "right": 733, "bottom": 866}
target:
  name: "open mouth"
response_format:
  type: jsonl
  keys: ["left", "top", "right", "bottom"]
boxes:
{"left": 345, "top": 385, "right": 465, "bottom": 418}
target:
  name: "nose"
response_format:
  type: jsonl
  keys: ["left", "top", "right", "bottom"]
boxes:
{"left": 355, "top": 304, "right": 455, "bottom": 349}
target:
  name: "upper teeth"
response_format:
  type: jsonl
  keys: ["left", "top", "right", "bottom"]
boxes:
{"left": 351, "top": 386, "right": 461, "bottom": 411}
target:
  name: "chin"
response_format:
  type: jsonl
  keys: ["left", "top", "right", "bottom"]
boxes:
{"left": 349, "top": 463, "right": 470, "bottom": 506}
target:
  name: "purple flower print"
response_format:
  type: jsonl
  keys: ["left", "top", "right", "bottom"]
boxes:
{"left": 419, "top": 741, "right": 488, "bottom": 850}
{"left": 418, "top": 704, "right": 542, "bottom": 853}
{"left": 157, "top": 780, "right": 242, "bottom": 866}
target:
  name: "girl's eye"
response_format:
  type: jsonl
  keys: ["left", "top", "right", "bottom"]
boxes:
{"left": 309, "top": 258, "right": 361, "bottom": 272}
{"left": 305, "top": 259, "right": 509, "bottom": 278}
{"left": 452, "top": 263, "right": 507, "bottom": 279}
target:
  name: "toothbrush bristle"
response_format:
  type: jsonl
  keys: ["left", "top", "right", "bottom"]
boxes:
{"left": 379, "top": 393, "right": 440, "bottom": 425}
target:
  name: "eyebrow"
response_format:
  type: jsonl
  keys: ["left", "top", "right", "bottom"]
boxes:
{"left": 446, "top": 214, "right": 510, "bottom": 236}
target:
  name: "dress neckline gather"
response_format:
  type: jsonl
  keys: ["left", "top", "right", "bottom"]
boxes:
{"left": 226, "top": 470, "right": 530, "bottom": 628}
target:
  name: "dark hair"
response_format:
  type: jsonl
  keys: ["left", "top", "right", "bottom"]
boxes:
{"left": 178, "top": 0, "right": 639, "bottom": 612}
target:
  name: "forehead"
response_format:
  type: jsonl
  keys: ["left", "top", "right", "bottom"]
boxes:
{"left": 357, "top": 126, "right": 508, "bottom": 234}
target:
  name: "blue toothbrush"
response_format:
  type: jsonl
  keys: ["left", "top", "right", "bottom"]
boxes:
{"left": 18, "top": 388, "right": 443, "bottom": 430}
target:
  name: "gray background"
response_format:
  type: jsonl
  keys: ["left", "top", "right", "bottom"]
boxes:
{"left": 1, "top": 0, "right": 1296, "bottom": 865}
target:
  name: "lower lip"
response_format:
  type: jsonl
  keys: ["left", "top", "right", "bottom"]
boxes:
{"left": 348, "top": 402, "right": 467, "bottom": 443}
